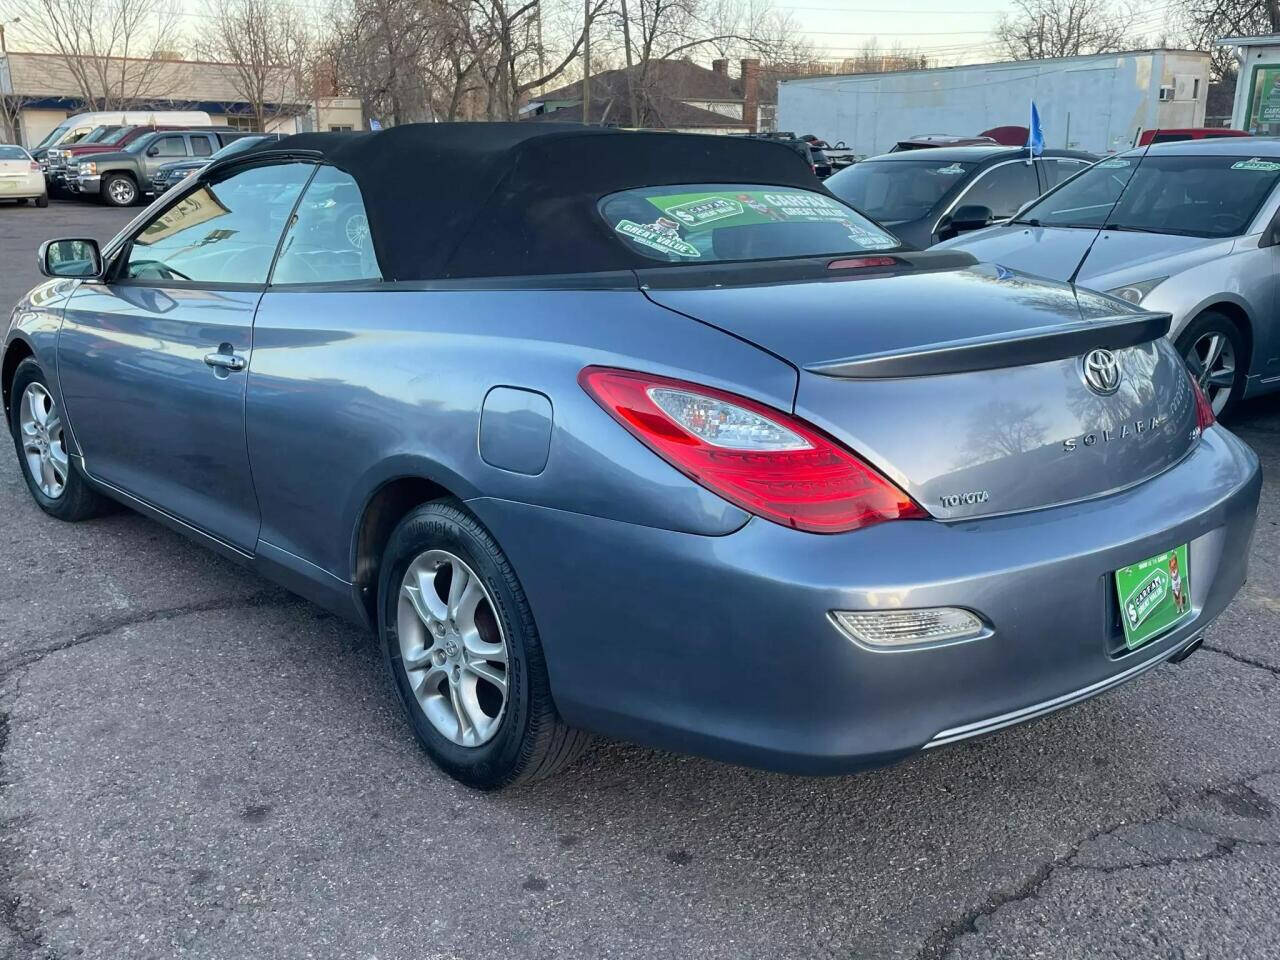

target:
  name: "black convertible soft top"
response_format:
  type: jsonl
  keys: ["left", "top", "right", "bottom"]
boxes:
{"left": 240, "top": 122, "right": 821, "bottom": 281}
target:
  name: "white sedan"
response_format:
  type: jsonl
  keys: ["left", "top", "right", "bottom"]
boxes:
{"left": 0, "top": 145, "right": 50, "bottom": 207}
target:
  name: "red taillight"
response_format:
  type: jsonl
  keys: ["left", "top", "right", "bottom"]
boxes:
{"left": 578, "top": 366, "right": 926, "bottom": 533}
{"left": 1188, "top": 369, "right": 1215, "bottom": 431}
{"left": 29, "top": 162, "right": 40, "bottom": 172}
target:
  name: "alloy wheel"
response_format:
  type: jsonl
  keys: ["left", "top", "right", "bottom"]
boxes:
{"left": 1184, "top": 332, "right": 1236, "bottom": 417}
{"left": 18, "top": 382, "right": 69, "bottom": 499}
{"left": 397, "top": 549, "right": 509, "bottom": 747}
{"left": 108, "top": 177, "right": 136, "bottom": 205}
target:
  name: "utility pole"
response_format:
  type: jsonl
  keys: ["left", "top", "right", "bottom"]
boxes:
{"left": 0, "top": 17, "right": 19, "bottom": 55}
{"left": 582, "top": 0, "right": 591, "bottom": 124}
{"left": 620, "top": 0, "right": 636, "bottom": 127}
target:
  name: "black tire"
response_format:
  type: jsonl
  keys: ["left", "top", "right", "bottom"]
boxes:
{"left": 8, "top": 359, "right": 109, "bottom": 522}
{"left": 378, "top": 500, "right": 590, "bottom": 789}
{"left": 101, "top": 173, "right": 138, "bottom": 207}
{"left": 35, "top": 194, "right": 49, "bottom": 208}
{"left": 1174, "top": 310, "right": 1246, "bottom": 420}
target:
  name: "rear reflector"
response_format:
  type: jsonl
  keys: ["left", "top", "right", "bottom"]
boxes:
{"left": 828, "top": 256, "right": 899, "bottom": 271}
{"left": 1187, "top": 370, "right": 1216, "bottom": 431}
{"left": 579, "top": 366, "right": 926, "bottom": 533}
{"left": 831, "top": 608, "right": 986, "bottom": 649}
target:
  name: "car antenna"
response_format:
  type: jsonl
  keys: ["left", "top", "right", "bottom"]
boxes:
{"left": 1065, "top": 132, "right": 1157, "bottom": 288}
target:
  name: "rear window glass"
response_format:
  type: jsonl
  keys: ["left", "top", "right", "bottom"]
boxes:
{"left": 598, "top": 184, "right": 900, "bottom": 263}
{"left": 0, "top": 146, "right": 29, "bottom": 160}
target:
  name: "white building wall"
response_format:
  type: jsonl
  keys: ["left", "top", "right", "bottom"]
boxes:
{"left": 779, "top": 50, "right": 1211, "bottom": 156}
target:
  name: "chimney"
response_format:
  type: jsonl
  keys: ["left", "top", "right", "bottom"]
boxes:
{"left": 712, "top": 58, "right": 729, "bottom": 76}
{"left": 740, "top": 58, "right": 760, "bottom": 133}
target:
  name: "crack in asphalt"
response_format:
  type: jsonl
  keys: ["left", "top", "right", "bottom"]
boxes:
{"left": 913, "top": 768, "right": 1280, "bottom": 960}
{"left": 0, "top": 588, "right": 304, "bottom": 956}
{"left": 0, "top": 709, "right": 48, "bottom": 959}
{"left": 1203, "top": 643, "right": 1280, "bottom": 678}
{"left": 0, "top": 589, "right": 300, "bottom": 679}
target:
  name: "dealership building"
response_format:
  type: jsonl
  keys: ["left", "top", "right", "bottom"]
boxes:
{"left": 1222, "top": 34, "right": 1280, "bottom": 136}
{"left": 0, "top": 50, "right": 363, "bottom": 146}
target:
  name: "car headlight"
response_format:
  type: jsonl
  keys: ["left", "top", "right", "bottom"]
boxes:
{"left": 1106, "top": 277, "right": 1167, "bottom": 305}
{"left": 79, "top": 162, "right": 97, "bottom": 175}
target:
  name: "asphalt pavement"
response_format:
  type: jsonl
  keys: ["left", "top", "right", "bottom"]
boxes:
{"left": 1, "top": 200, "right": 1278, "bottom": 960}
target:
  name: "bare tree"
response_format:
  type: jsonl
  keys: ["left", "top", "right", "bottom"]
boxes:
{"left": 327, "top": 0, "right": 437, "bottom": 125}
{"left": 460, "top": 0, "right": 609, "bottom": 120}
{"left": 607, "top": 0, "right": 801, "bottom": 126}
{"left": 841, "top": 37, "right": 928, "bottom": 73}
{"left": 0, "top": 0, "right": 185, "bottom": 108}
{"left": 201, "top": 0, "right": 310, "bottom": 132}
{"left": 1177, "top": 0, "right": 1280, "bottom": 80}
{"left": 995, "top": 0, "right": 1135, "bottom": 60}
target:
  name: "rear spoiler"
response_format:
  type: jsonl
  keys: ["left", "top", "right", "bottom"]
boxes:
{"left": 806, "top": 311, "right": 1171, "bottom": 379}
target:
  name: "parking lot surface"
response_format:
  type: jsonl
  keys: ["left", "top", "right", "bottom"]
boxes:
{"left": 1, "top": 201, "right": 1279, "bottom": 960}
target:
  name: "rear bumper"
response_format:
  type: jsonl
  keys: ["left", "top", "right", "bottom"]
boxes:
{"left": 469, "top": 425, "right": 1261, "bottom": 774}
{"left": 0, "top": 172, "right": 47, "bottom": 197}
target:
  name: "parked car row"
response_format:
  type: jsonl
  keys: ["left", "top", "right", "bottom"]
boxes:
{"left": 821, "top": 136, "right": 1280, "bottom": 419}
{"left": 13, "top": 110, "right": 275, "bottom": 208}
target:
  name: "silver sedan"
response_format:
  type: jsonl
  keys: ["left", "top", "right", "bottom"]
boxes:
{"left": 938, "top": 139, "right": 1280, "bottom": 418}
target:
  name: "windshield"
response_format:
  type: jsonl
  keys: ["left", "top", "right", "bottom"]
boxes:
{"left": 100, "top": 126, "right": 136, "bottom": 145}
{"left": 826, "top": 159, "right": 976, "bottom": 223}
{"left": 1021, "top": 154, "right": 1280, "bottom": 237}
{"left": 210, "top": 135, "right": 266, "bottom": 160}
{"left": 599, "top": 184, "right": 900, "bottom": 263}
{"left": 33, "top": 122, "right": 75, "bottom": 150}
{"left": 79, "top": 126, "right": 118, "bottom": 145}
{"left": 0, "top": 146, "right": 30, "bottom": 160}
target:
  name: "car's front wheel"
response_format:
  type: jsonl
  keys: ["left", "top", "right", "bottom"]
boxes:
{"left": 101, "top": 173, "right": 138, "bottom": 206}
{"left": 7, "top": 359, "right": 108, "bottom": 521}
{"left": 1176, "top": 311, "right": 1245, "bottom": 420}
{"left": 378, "top": 501, "right": 590, "bottom": 789}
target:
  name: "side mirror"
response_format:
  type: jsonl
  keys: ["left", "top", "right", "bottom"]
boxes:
{"left": 37, "top": 238, "right": 103, "bottom": 279}
{"left": 146, "top": 145, "right": 160, "bottom": 157}
{"left": 950, "top": 204, "right": 995, "bottom": 233}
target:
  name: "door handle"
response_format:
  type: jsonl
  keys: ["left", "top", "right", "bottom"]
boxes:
{"left": 203, "top": 351, "right": 246, "bottom": 372}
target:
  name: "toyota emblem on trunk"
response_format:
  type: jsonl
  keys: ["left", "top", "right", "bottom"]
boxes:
{"left": 1082, "top": 349, "right": 1121, "bottom": 395}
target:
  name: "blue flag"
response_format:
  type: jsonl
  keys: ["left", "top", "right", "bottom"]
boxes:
{"left": 369, "top": 118, "right": 383, "bottom": 131}
{"left": 1027, "top": 102, "right": 1044, "bottom": 157}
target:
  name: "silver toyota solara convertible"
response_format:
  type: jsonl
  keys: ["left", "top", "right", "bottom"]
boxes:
{"left": 3, "top": 124, "right": 1261, "bottom": 789}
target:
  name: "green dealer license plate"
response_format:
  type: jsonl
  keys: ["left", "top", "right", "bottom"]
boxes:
{"left": 1115, "top": 544, "right": 1191, "bottom": 650}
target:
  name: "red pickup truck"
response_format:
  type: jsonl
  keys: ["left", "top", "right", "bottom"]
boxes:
{"left": 1134, "top": 128, "right": 1250, "bottom": 146}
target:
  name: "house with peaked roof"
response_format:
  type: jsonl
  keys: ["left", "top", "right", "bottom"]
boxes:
{"left": 521, "top": 58, "right": 776, "bottom": 133}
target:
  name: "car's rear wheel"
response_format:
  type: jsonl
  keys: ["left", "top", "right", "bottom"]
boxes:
{"left": 8, "top": 359, "right": 108, "bottom": 521}
{"left": 35, "top": 194, "right": 49, "bottom": 208}
{"left": 1176, "top": 311, "right": 1245, "bottom": 419}
{"left": 102, "top": 173, "right": 138, "bottom": 207}
{"left": 378, "top": 501, "right": 590, "bottom": 789}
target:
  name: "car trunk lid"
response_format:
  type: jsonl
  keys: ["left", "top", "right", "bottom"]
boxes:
{"left": 641, "top": 261, "right": 1199, "bottom": 520}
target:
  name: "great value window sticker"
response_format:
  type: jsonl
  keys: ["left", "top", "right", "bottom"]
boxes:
{"left": 614, "top": 219, "right": 701, "bottom": 258}
{"left": 663, "top": 196, "right": 743, "bottom": 226}
{"left": 1231, "top": 157, "right": 1280, "bottom": 172}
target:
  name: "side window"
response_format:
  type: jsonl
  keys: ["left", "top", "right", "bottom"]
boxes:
{"left": 122, "top": 161, "right": 313, "bottom": 285}
{"left": 150, "top": 136, "right": 187, "bottom": 158}
{"left": 955, "top": 162, "right": 1040, "bottom": 218}
{"left": 1041, "top": 159, "right": 1088, "bottom": 189}
{"left": 190, "top": 136, "right": 213, "bottom": 157}
{"left": 271, "top": 165, "right": 382, "bottom": 284}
